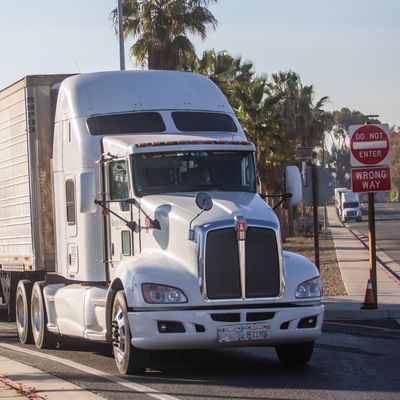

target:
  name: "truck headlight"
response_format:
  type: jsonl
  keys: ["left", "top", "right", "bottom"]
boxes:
{"left": 142, "top": 283, "right": 188, "bottom": 304}
{"left": 296, "top": 277, "right": 323, "bottom": 298}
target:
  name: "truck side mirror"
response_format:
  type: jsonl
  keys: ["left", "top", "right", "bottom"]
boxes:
{"left": 188, "top": 193, "right": 213, "bottom": 240}
{"left": 80, "top": 172, "right": 97, "bottom": 213}
{"left": 285, "top": 166, "right": 302, "bottom": 207}
{"left": 195, "top": 192, "right": 213, "bottom": 211}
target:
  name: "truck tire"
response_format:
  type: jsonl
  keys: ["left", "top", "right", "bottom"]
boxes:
{"left": 16, "top": 280, "right": 33, "bottom": 344}
{"left": 275, "top": 341, "right": 315, "bottom": 366}
{"left": 31, "top": 281, "right": 57, "bottom": 349}
{"left": 111, "top": 291, "right": 148, "bottom": 375}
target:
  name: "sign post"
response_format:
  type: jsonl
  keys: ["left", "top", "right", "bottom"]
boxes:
{"left": 349, "top": 123, "right": 391, "bottom": 309}
{"left": 302, "top": 166, "right": 334, "bottom": 271}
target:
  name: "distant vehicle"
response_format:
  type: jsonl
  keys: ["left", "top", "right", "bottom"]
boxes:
{"left": 335, "top": 188, "right": 362, "bottom": 222}
{"left": 334, "top": 188, "right": 349, "bottom": 215}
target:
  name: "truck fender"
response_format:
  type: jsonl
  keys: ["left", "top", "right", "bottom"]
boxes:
{"left": 105, "top": 278, "right": 124, "bottom": 341}
{"left": 282, "top": 251, "right": 321, "bottom": 301}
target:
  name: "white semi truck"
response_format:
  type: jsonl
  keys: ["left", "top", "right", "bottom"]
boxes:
{"left": 0, "top": 71, "right": 323, "bottom": 374}
{"left": 335, "top": 187, "right": 362, "bottom": 222}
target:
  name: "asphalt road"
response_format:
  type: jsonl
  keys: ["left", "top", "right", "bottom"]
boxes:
{"left": 346, "top": 202, "right": 400, "bottom": 269}
{"left": 1, "top": 308, "right": 400, "bottom": 400}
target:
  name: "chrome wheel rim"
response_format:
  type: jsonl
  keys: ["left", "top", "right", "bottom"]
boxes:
{"left": 16, "top": 293, "right": 25, "bottom": 335}
{"left": 112, "top": 307, "right": 126, "bottom": 362}
{"left": 32, "top": 294, "right": 41, "bottom": 339}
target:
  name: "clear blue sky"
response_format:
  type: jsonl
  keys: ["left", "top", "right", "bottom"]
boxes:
{"left": 1, "top": 0, "right": 399, "bottom": 126}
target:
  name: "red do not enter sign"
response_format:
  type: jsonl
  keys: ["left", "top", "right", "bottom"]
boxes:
{"left": 349, "top": 124, "right": 390, "bottom": 167}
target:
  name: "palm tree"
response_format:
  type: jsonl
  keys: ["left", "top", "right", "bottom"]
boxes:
{"left": 267, "top": 71, "right": 330, "bottom": 148}
{"left": 180, "top": 49, "right": 254, "bottom": 102}
{"left": 112, "top": 0, "right": 218, "bottom": 70}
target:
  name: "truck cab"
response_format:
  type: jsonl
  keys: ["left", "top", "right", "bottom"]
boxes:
{"left": 3, "top": 71, "right": 323, "bottom": 374}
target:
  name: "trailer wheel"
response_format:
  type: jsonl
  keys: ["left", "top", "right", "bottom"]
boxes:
{"left": 275, "top": 341, "right": 315, "bottom": 366}
{"left": 16, "top": 280, "right": 33, "bottom": 344}
{"left": 111, "top": 291, "right": 148, "bottom": 375}
{"left": 31, "top": 281, "right": 57, "bottom": 349}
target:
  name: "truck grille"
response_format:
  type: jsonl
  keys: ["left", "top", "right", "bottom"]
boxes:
{"left": 204, "top": 227, "right": 280, "bottom": 300}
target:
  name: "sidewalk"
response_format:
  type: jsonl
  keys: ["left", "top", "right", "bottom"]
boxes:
{"left": 323, "top": 205, "right": 400, "bottom": 320}
{"left": 0, "top": 355, "right": 104, "bottom": 400}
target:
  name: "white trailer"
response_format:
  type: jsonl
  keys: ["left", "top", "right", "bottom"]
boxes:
{"left": 334, "top": 187, "right": 349, "bottom": 217}
{"left": 0, "top": 71, "right": 324, "bottom": 374}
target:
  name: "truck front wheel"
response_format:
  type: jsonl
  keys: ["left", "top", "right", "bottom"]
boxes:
{"left": 111, "top": 291, "right": 148, "bottom": 375}
{"left": 31, "top": 282, "right": 57, "bottom": 349}
{"left": 16, "top": 280, "right": 33, "bottom": 344}
{"left": 275, "top": 341, "right": 315, "bottom": 366}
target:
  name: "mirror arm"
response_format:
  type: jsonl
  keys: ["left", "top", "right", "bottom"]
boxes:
{"left": 125, "top": 198, "right": 160, "bottom": 230}
{"left": 259, "top": 193, "right": 293, "bottom": 210}
{"left": 188, "top": 209, "right": 205, "bottom": 240}
{"left": 94, "top": 199, "right": 138, "bottom": 232}
{"left": 272, "top": 193, "right": 293, "bottom": 210}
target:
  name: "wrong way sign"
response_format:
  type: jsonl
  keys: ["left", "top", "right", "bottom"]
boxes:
{"left": 351, "top": 167, "right": 391, "bottom": 193}
{"left": 349, "top": 124, "right": 390, "bottom": 167}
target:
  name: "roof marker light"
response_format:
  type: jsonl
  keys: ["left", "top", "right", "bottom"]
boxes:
{"left": 135, "top": 140, "right": 252, "bottom": 148}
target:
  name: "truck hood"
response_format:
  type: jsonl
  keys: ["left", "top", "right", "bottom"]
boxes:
{"left": 129, "top": 192, "right": 280, "bottom": 300}
{"left": 139, "top": 191, "right": 279, "bottom": 229}
{"left": 138, "top": 192, "right": 279, "bottom": 274}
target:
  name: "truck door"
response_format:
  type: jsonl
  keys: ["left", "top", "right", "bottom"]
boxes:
{"left": 106, "top": 160, "right": 138, "bottom": 279}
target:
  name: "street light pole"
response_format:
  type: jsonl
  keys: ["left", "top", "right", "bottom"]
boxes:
{"left": 117, "top": 0, "right": 125, "bottom": 71}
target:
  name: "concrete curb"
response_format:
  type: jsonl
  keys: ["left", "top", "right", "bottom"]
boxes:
{"left": 323, "top": 297, "right": 400, "bottom": 320}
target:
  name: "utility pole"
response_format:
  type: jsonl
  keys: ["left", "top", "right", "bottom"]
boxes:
{"left": 312, "top": 163, "right": 320, "bottom": 270}
{"left": 117, "top": 0, "right": 125, "bottom": 71}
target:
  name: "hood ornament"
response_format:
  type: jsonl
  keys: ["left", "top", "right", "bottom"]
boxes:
{"left": 235, "top": 216, "right": 248, "bottom": 241}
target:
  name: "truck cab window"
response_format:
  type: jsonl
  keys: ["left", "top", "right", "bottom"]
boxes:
{"left": 109, "top": 161, "right": 129, "bottom": 211}
{"left": 65, "top": 179, "right": 76, "bottom": 225}
{"left": 87, "top": 112, "right": 166, "bottom": 135}
{"left": 132, "top": 150, "right": 256, "bottom": 196}
{"left": 172, "top": 112, "right": 238, "bottom": 132}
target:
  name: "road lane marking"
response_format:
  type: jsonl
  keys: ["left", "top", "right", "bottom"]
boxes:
{"left": 0, "top": 343, "right": 180, "bottom": 400}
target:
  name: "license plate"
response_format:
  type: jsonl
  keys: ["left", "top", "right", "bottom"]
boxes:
{"left": 217, "top": 323, "right": 269, "bottom": 343}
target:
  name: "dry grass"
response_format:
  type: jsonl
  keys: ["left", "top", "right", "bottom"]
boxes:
{"left": 282, "top": 231, "right": 347, "bottom": 296}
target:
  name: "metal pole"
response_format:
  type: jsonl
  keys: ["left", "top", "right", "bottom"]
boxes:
{"left": 117, "top": 0, "right": 125, "bottom": 70}
{"left": 363, "top": 118, "right": 378, "bottom": 309}
{"left": 367, "top": 192, "right": 378, "bottom": 307}
{"left": 312, "top": 164, "right": 320, "bottom": 270}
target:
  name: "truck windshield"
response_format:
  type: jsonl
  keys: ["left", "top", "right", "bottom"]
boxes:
{"left": 343, "top": 202, "right": 360, "bottom": 208}
{"left": 132, "top": 150, "right": 256, "bottom": 196}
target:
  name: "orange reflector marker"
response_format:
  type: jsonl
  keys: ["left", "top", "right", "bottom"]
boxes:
{"left": 135, "top": 139, "right": 253, "bottom": 149}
